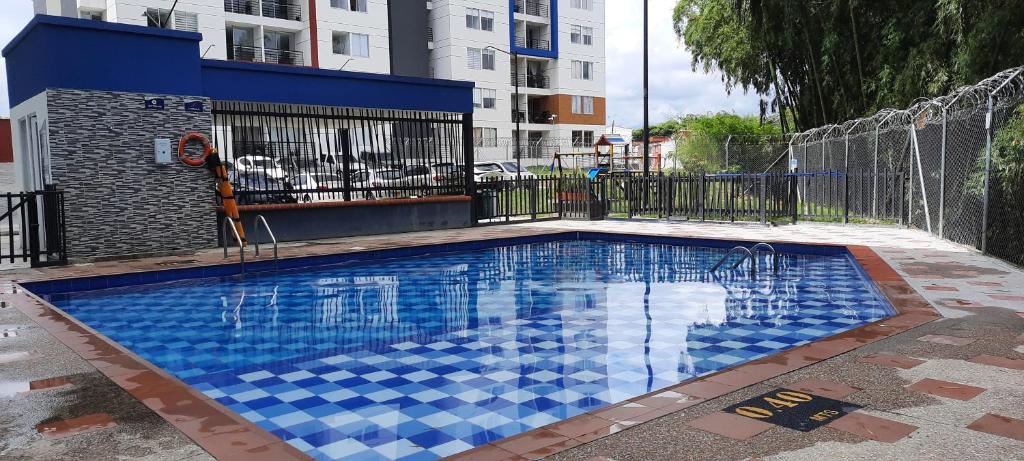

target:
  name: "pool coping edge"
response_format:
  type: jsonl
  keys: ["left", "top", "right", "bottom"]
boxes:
{"left": 7, "top": 231, "right": 938, "bottom": 461}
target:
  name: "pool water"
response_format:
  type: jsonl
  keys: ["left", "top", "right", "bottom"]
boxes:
{"left": 43, "top": 239, "right": 893, "bottom": 461}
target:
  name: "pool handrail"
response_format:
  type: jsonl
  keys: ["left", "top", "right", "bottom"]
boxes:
{"left": 732, "top": 242, "right": 780, "bottom": 273}
{"left": 253, "top": 214, "right": 278, "bottom": 269}
{"left": 710, "top": 246, "right": 755, "bottom": 273}
{"left": 222, "top": 216, "right": 245, "bottom": 274}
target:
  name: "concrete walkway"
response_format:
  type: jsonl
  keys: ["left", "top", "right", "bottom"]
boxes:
{"left": 0, "top": 221, "right": 1021, "bottom": 460}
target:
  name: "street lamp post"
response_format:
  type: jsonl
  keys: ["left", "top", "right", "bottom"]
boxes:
{"left": 486, "top": 46, "right": 523, "bottom": 177}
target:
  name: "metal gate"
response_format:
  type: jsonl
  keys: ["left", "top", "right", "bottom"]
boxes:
{"left": 0, "top": 188, "right": 67, "bottom": 267}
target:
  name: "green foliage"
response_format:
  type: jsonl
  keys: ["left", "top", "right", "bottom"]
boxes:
{"left": 670, "top": 112, "right": 782, "bottom": 172}
{"left": 673, "top": 0, "right": 1024, "bottom": 131}
{"left": 632, "top": 119, "right": 685, "bottom": 141}
{"left": 984, "top": 104, "right": 1024, "bottom": 264}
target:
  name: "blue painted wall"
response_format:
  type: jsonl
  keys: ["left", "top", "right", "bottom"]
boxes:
{"left": 508, "top": 0, "right": 559, "bottom": 59}
{"left": 4, "top": 15, "right": 474, "bottom": 113}
{"left": 3, "top": 15, "right": 203, "bottom": 108}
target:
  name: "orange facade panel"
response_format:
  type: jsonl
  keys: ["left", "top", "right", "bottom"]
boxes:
{"left": 542, "top": 94, "right": 606, "bottom": 126}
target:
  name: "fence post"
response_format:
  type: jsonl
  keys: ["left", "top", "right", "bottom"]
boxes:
{"left": 939, "top": 107, "right": 946, "bottom": 238}
{"left": 981, "top": 97, "right": 993, "bottom": 253}
{"left": 759, "top": 174, "right": 767, "bottom": 224}
{"left": 26, "top": 193, "right": 40, "bottom": 267}
{"left": 790, "top": 172, "right": 798, "bottom": 224}
{"left": 872, "top": 125, "right": 879, "bottom": 218}
{"left": 843, "top": 134, "right": 851, "bottom": 224}
{"left": 699, "top": 173, "right": 706, "bottom": 222}
{"left": 462, "top": 113, "right": 477, "bottom": 225}
{"left": 724, "top": 135, "right": 731, "bottom": 170}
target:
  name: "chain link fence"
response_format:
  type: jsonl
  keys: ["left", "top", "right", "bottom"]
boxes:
{"left": 674, "top": 67, "right": 1024, "bottom": 266}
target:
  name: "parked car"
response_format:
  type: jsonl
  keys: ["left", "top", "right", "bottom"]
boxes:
{"left": 430, "top": 163, "right": 464, "bottom": 189}
{"left": 474, "top": 161, "right": 536, "bottom": 181}
{"left": 290, "top": 172, "right": 345, "bottom": 203}
{"left": 473, "top": 163, "right": 505, "bottom": 182}
{"left": 232, "top": 155, "right": 288, "bottom": 180}
{"left": 402, "top": 164, "right": 433, "bottom": 190}
{"left": 365, "top": 168, "right": 408, "bottom": 199}
{"left": 229, "top": 172, "right": 295, "bottom": 205}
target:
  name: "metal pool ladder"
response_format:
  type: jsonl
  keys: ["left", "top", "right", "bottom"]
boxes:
{"left": 710, "top": 242, "right": 780, "bottom": 274}
{"left": 253, "top": 214, "right": 278, "bottom": 269}
{"left": 222, "top": 216, "right": 245, "bottom": 274}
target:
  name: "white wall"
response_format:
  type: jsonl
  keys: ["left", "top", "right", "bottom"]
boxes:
{"left": 9, "top": 92, "right": 50, "bottom": 192}
{"left": 315, "top": 0, "right": 390, "bottom": 73}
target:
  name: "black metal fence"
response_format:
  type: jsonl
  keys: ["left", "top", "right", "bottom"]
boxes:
{"left": 0, "top": 188, "right": 67, "bottom": 267}
{"left": 211, "top": 101, "right": 471, "bottom": 205}
{"left": 474, "top": 173, "right": 801, "bottom": 224}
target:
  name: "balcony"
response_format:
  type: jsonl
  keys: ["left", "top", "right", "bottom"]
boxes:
{"left": 514, "top": 0, "right": 549, "bottom": 18}
{"left": 264, "top": 48, "right": 303, "bottom": 65}
{"left": 514, "top": 36, "right": 550, "bottom": 51}
{"left": 262, "top": 0, "right": 301, "bottom": 20}
{"left": 224, "top": 0, "right": 301, "bottom": 21}
{"left": 510, "top": 72, "right": 549, "bottom": 89}
{"left": 511, "top": 109, "right": 525, "bottom": 123}
{"left": 229, "top": 45, "right": 303, "bottom": 66}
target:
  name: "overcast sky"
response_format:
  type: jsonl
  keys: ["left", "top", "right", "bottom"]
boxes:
{"left": 0, "top": 0, "right": 761, "bottom": 125}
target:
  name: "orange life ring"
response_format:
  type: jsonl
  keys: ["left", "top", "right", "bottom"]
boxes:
{"left": 178, "top": 132, "right": 213, "bottom": 167}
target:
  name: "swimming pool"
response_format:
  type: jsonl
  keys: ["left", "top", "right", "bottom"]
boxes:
{"left": 29, "top": 233, "right": 894, "bottom": 460}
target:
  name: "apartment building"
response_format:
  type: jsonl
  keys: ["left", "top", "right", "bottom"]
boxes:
{"left": 34, "top": 0, "right": 606, "bottom": 162}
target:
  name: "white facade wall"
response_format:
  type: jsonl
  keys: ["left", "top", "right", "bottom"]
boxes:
{"left": 315, "top": 0, "right": 390, "bottom": 73}
{"left": 33, "top": 0, "right": 606, "bottom": 165}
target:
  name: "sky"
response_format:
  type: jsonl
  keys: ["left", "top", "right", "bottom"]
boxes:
{"left": 0, "top": 0, "right": 761, "bottom": 125}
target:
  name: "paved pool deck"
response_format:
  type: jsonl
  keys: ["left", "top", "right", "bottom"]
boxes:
{"left": 0, "top": 221, "right": 1021, "bottom": 460}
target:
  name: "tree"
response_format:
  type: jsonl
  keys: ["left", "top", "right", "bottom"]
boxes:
{"left": 673, "top": 0, "right": 1024, "bottom": 131}
{"left": 670, "top": 112, "right": 782, "bottom": 172}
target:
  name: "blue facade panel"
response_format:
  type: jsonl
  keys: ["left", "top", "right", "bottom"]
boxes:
{"left": 4, "top": 15, "right": 474, "bottom": 113}
{"left": 508, "top": 0, "right": 558, "bottom": 59}
{"left": 201, "top": 60, "right": 473, "bottom": 113}
{"left": 3, "top": 15, "right": 203, "bottom": 108}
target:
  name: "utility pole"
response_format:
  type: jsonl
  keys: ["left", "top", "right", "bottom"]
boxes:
{"left": 642, "top": 0, "right": 650, "bottom": 176}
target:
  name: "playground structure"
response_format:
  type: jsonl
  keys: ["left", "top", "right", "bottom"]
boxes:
{"left": 551, "top": 134, "right": 649, "bottom": 176}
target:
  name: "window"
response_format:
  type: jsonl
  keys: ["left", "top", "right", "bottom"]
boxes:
{"left": 572, "top": 60, "right": 594, "bottom": 80}
{"left": 571, "top": 0, "right": 593, "bottom": 10}
{"left": 330, "top": 0, "right": 367, "bottom": 12}
{"left": 79, "top": 9, "right": 104, "bottom": 20}
{"left": 571, "top": 96, "right": 594, "bottom": 115}
{"left": 572, "top": 130, "right": 594, "bottom": 147}
{"left": 466, "top": 8, "right": 494, "bottom": 31}
{"left": 467, "top": 47, "right": 495, "bottom": 70}
{"left": 473, "top": 88, "right": 497, "bottom": 109}
{"left": 333, "top": 31, "right": 369, "bottom": 57}
{"left": 174, "top": 11, "right": 198, "bottom": 33}
{"left": 474, "top": 128, "right": 498, "bottom": 147}
{"left": 570, "top": 25, "right": 593, "bottom": 45}
{"left": 145, "top": 8, "right": 171, "bottom": 28}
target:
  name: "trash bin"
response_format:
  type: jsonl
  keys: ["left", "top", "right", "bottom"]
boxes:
{"left": 477, "top": 186, "right": 499, "bottom": 219}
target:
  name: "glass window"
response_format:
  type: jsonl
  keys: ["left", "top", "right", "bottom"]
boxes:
{"left": 145, "top": 8, "right": 170, "bottom": 28}
{"left": 332, "top": 0, "right": 367, "bottom": 11}
{"left": 174, "top": 11, "right": 198, "bottom": 33}
{"left": 466, "top": 8, "right": 480, "bottom": 29}
{"left": 480, "top": 10, "right": 494, "bottom": 31}
{"left": 474, "top": 88, "right": 496, "bottom": 109}
{"left": 501, "top": 162, "right": 526, "bottom": 172}
{"left": 572, "top": 131, "right": 594, "bottom": 147}
{"left": 482, "top": 49, "right": 495, "bottom": 70}
{"left": 467, "top": 47, "right": 482, "bottom": 69}
{"left": 473, "top": 128, "right": 498, "bottom": 147}
{"left": 572, "top": 60, "right": 594, "bottom": 80}
{"left": 572, "top": 96, "right": 594, "bottom": 114}
{"left": 571, "top": 0, "right": 593, "bottom": 10}
{"left": 570, "top": 25, "right": 582, "bottom": 44}
{"left": 79, "top": 9, "right": 104, "bottom": 20}
{"left": 582, "top": 26, "right": 593, "bottom": 45}
{"left": 333, "top": 32, "right": 369, "bottom": 57}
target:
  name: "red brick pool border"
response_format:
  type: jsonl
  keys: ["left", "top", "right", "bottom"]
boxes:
{"left": 7, "top": 232, "right": 939, "bottom": 461}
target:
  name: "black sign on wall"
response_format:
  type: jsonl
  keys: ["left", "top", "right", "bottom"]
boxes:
{"left": 724, "top": 388, "right": 862, "bottom": 432}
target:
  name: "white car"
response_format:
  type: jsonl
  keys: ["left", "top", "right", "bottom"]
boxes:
{"left": 474, "top": 161, "right": 536, "bottom": 181}
{"left": 365, "top": 168, "right": 408, "bottom": 199}
{"left": 233, "top": 155, "right": 288, "bottom": 180}
{"left": 290, "top": 172, "right": 346, "bottom": 203}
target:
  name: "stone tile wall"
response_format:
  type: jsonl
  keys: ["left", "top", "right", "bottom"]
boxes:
{"left": 45, "top": 89, "right": 217, "bottom": 260}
